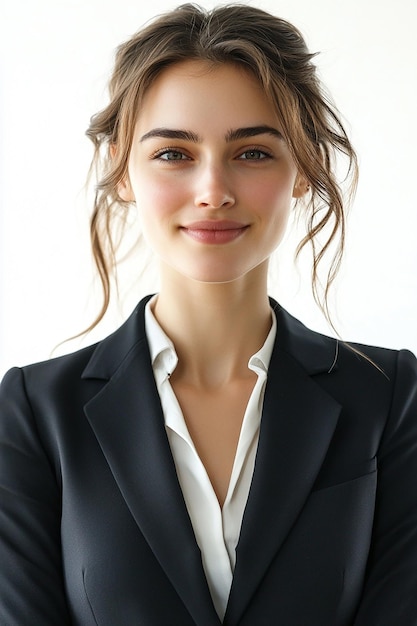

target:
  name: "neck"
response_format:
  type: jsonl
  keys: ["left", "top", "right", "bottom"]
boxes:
{"left": 152, "top": 263, "right": 272, "bottom": 388}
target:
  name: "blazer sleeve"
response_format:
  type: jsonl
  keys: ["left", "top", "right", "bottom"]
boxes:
{"left": 353, "top": 349, "right": 417, "bottom": 625}
{"left": 0, "top": 367, "right": 72, "bottom": 625}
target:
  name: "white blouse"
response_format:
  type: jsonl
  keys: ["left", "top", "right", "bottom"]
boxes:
{"left": 144, "top": 298, "right": 277, "bottom": 620}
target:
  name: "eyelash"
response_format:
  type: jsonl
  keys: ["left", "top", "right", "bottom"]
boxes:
{"left": 239, "top": 147, "right": 273, "bottom": 161}
{"left": 150, "top": 146, "right": 274, "bottom": 162}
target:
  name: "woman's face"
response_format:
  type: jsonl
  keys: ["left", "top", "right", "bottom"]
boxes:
{"left": 121, "top": 60, "right": 306, "bottom": 286}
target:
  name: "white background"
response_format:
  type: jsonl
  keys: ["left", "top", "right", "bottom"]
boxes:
{"left": 1, "top": 0, "right": 416, "bottom": 379}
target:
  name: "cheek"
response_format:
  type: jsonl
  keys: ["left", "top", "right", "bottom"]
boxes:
{"left": 135, "top": 176, "right": 185, "bottom": 225}
{"left": 250, "top": 176, "right": 295, "bottom": 221}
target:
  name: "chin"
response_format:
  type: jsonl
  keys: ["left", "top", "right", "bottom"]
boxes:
{"left": 185, "top": 267, "right": 257, "bottom": 285}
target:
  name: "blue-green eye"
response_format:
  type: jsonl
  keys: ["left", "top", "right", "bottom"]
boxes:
{"left": 157, "top": 150, "right": 188, "bottom": 161}
{"left": 239, "top": 149, "right": 270, "bottom": 160}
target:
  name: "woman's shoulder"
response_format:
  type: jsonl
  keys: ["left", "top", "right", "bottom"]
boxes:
{"left": 0, "top": 342, "right": 102, "bottom": 409}
{"left": 272, "top": 302, "right": 416, "bottom": 402}
{"left": 2, "top": 298, "right": 151, "bottom": 388}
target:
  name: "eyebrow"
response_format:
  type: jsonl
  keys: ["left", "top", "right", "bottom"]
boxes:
{"left": 140, "top": 128, "right": 201, "bottom": 143}
{"left": 226, "top": 126, "right": 284, "bottom": 142}
{"left": 139, "top": 125, "right": 284, "bottom": 143}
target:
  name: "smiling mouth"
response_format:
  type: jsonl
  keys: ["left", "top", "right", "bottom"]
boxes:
{"left": 180, "top": 220, "right": 249, "bottom": 244}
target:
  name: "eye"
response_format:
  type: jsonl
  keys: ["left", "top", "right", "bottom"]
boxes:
{"left": 153, "top": 149, "right": 190, "bottom": 161}
{"left": 238, "top": 149, "right": 272, "bottom": 161}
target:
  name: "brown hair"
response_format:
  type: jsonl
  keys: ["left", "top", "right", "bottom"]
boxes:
{"left": 86, "top": 3, "right": 358, "bottom": 331}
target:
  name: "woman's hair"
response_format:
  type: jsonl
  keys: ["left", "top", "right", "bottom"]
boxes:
{"left": 86, "top": 3, "right": 358, "bottom": 331}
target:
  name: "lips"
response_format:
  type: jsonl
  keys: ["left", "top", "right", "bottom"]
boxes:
{"left": 180, "top": 220, "right": 249, "bottom": 244}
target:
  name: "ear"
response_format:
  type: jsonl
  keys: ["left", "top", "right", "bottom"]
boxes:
{"left": 117, "top": 177, "right": 135, "bottom": 202}
{"left": 110, "top": 143, "right": 135, "bottom": 202}
{"left": 292, "top": 175, "right": 310, "bottom": 199}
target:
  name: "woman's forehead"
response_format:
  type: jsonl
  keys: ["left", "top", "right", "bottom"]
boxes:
{"left": 135, "top": 60, "right": 281, "bottom": 134}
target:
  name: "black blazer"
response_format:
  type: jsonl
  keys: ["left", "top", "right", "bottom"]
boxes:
{"left": 1, "top": 296, "right": 417, "bottom": 625}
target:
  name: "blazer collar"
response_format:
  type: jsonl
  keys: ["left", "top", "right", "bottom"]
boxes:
{"left": 224, "top": 309, "right": 341, "bottom": 624}
{"left": 82, "top": 295, "right": 220, "bottom": 625}
{"left": 82, "top": 295, "right": 339, "bottom": 381}
{"left": 82, "top": 295, "right": 341, "bottom": 626}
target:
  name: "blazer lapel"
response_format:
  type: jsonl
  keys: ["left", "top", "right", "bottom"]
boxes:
{"left": 82, "top": 299, "right": 220, "bottom": 626}
{"left": 225, "top": 303, "right": 342, "bottom": 625}
{"left": 81, "top": 297, "right": 341, "bottom": 626}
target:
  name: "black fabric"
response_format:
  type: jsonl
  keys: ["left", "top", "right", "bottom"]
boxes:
{"left": 1, "top": 296, "right": 416, "bottom": 625}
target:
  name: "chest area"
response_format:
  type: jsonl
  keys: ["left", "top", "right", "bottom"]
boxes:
{"left": 170, "top": 374, "right": 258, "bottom": 506}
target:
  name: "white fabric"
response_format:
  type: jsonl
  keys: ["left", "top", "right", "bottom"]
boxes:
{"left": 144, "top": 297, "right": 276, "bottom": 620}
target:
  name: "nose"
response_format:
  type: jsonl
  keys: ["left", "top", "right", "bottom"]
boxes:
{"left": 193, "top": 164, "right": 235, "bottom": 210}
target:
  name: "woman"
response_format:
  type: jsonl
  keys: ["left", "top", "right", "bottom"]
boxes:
{"left": 1, "top": 4, "right": 416, "bottom": 625}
